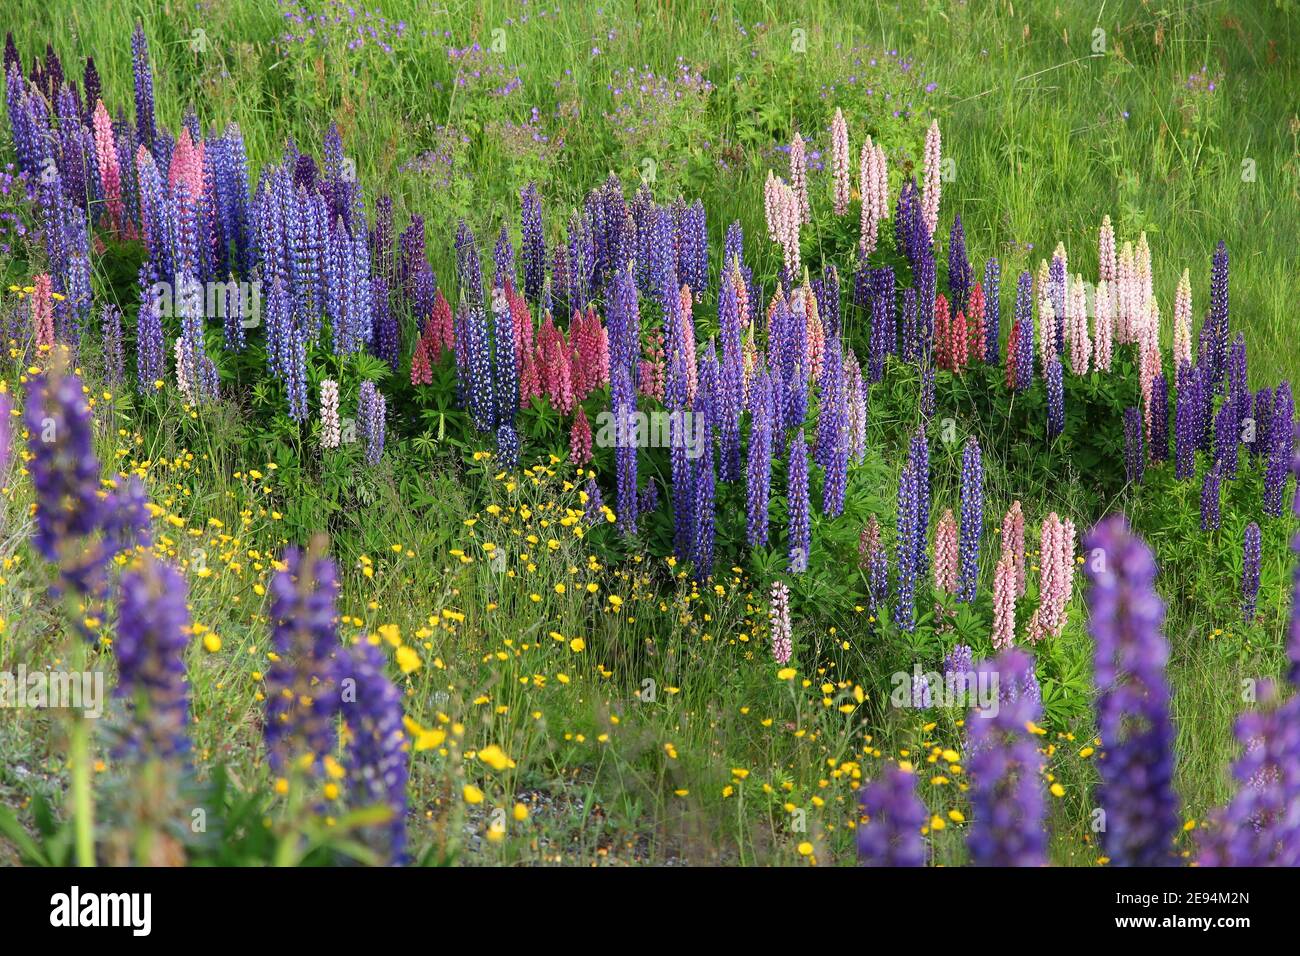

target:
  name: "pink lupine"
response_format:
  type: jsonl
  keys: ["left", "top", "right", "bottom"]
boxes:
{"left": 32, "top": 274, "right": 55, "bottom": 349}
{"left": 769, "top": 580, "right": 794, "bottom": 665}
{"left": 1136, "top": 232, "right": 1153, "bottom": 317}
{"left": 570, "top": 407, "right": 593, "bottom": 467}
{"left": 774, "top": 180, "right": 802, "bottom": 276}
{"left": 1093, "top": 279, "right": 1114, "bottom": 372}
{"left": 1033, "top": 512, "right": 1076, "bottom": 640}
{"left": 1067, "top": 275, "right": 1091, "bottom": 375}
{"left": 678, "top": 287, "right": 697, "bottom": 404}
{"left": 319, "top": 379, "right": 341, "bottom": 448}
{"left": 731, "top": 260, "right": 750, "bottom": 328}
{"left": 1115, "top": 241, "right": 1135, "bottom": 344}
{"left": 803, "top": 288, "right": 824, "bottom": 382}
{"left": 1001, "top": 501, "right": 1027, "bottom": 597}
{"left": 933, "top": 508, "right": 959, "bottom": 594}
{"left": 831, "top": 107, "right": 851, "bottom": 216}
{"left": 639, "top": 328, "right": 665, "bottom": 402}
{"left": 992, "top": 552, "right": 1017, "bottom": 649}
{"left": 1173, "top": 268, "right": 1192, "bottom": 370}
{"left": 1098, "top": 214, "right": 1117, "bottom": 285}
{"left": 92, "top": 101, "right": 124, "bottom": 236}
{"left": 429, "top": 289, "right": 454, "bottom": 359}
{"left": 921, "top": 119, "right": 942, "bottom": 240}
{"left": 167, "top": 127, "right": 204, "bottom": 199}
{"left": 789, "top": 133, "right": 811, "bottom": 225}
{"left": 858, "top": 136, "right": 889, "bottom": 256}
{"left": 410, "top": 335, "right": 433, "bottom": 385}
{"left": 952, "top": 310, "right": 969, "bottom": 373}
{"left": 1036, "top": 260, "right": 1056, "bottom": 371}
{"left": 763, "top": 170, "right": 781, "bottom": 242}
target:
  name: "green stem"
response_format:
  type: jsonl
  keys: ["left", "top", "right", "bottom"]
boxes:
{"left": 70, "top": 715, "right": 94, "bottom": 866}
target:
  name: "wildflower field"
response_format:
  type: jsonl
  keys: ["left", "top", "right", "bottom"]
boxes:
{"left": 0, "top": 0, "right": 1298, "bottom": 879}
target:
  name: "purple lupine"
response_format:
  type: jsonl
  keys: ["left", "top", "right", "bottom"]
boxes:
{"left": 101, "top": 303, "right": 126, "bottom": 387}
{"left": 1175, "top": 363, "right": 1199, "bottom": 480}
{"left": 868, "top": 265, "right": 894, "bottom": 383}
{"left": 894, "top": 460, "right": 919, "bottom": 632}
{"left": 1084, "top": 516, "right": 1181, "bottom": 866}
{"left": 815, "top": 263, "right": 841, "bottom": 339}
{"left": 983, "top": 257, "right": 1001, "bottom": 365}
{"left": 340, "top": 639, "right": 409, "bottom": 865}
{"left": 899, "top": 287, "right": 919, "bottom": 365}
{"left": 782, "top": 294, "right": 808, "bottom": 430}
{"left": 136, "top": 263, "right": 166, "bottom": 389}
{"left": 520, "top": 181, "right": 545, "bottom": 304}
{"left": 1208, "top": 240, "right": 1230, "bottom": 389}
{"left": 1049, "top": 249, "right": 1066, "bottom": 356}
{"left": 920, "top": 352, "right": 936, "bottom": 418}
{"left": 958, "top": 437, "right": 983, "bottom": 603}
{"left": 1201, "top": 460, "right": 1223, "bottom": 531}
{"left": 1014, "top": 271, "right": 1034, "bottom": 391}
{"left": 130, "top": 22, "right": 156, "bottom": 151}
{"left": 1214, "top": 398, "right": 1239, "bottom": 478}
{"left": 1242, "top": 522, "right": 1262, "bottom": 622}
{"left": 357, "top": 380, "right": 387, "bottom": 466}
{"left": 966, "top": 649, "right": 1047, "bottom": 867}
{"left": 1150, "top": 372, "right": 1169, "bottom": 462}
{"left": 857, "top": 766, "right": 928, "bottom": 867}
{"left": 1123, "top": 406, "right": 1145, "bottom": 483}
{"left": 1228, "top": 332, "right": 1249, "bottom": 422}
{"left": 717, "top": 271, "right": 744, "bottom": 480}
{"left": 669, "top": 368, "right": 695, "bottom": 560}
{"left": 491, "top": 285, "right": 518, "bottom": 430}
{"left": 816, "top": 337, "right": 849, "bottom": 516}
{"left": 787, "top": 429, "right": 811, "bottom": 573}
{"left": 691, "top": 434, "right": 716, "bottom": 581}
{"left": 1046, "top": 355, "right": 1064, "bottom": 437}
{"left": 1264, "top": 382, "right": 1294, "bottom": 517}
{"left": 909, "top": 425, "right": 931, "bottom": 581}
{"left": 943, "top": 643, "right": 973, "bottom": 689}
{"left": 860, "top": 515, "right": 890, "bottom": 614}
{"left": 284, "top": 320, "right": 308, "bottom": 422}
{"left": 915, "top": 241, "right": 937, "bottom": 358}
{"left": 583, "top": 477, "right": 605, "bottom": 526}
{"left": 746, "top": 370, "right": 773, "bottom": 547}
{"left": 1196, "top": 685, "right": 1300, "bottom": 867}
{"left": 115, "top": 556, "right": 191, "bottom": 760}
{"left": 947, "top": 215, "right": 972, "bottom": 314}
{"left": 265, "top": 544, "right": 343, "bottom": 776}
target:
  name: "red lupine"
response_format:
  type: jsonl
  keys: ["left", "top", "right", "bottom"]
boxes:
{"left": 968, "top": 282, "right": 986, "bottom": 361}
{"left": 570, "top": 407, "right": 593, "bottom": 466}
{"left": 428, "top": 289, "right": 454, "bottom": 359}
{"left": 410, "top": 335, "right": 433, "bottom": 385}
{"left": 33, "top": 273, "right": 55, "bottom": 348}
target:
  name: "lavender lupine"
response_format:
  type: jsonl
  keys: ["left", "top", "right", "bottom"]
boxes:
{"left": 746, "top": 371, "right": 773, "bottom": 547}
{"left": 114, "top": 556, "right": 191, "bottom": 760}
{"left": 817, "top": 337, "right": 849, "bottom": 516}
{"left": 341, "top": 639, "right": 410, "bottom": 864}
{"left": 958, "top": 438, "right": 983, "bottom": 603}
{"left": 787, "top": 429, "right": 811, "bottom": 573}
{"left": 1123, "top": 406, "right": 1145, "bottom": 484}
{"left": 965, "top": 650, "right": 1047, "bottom": 867}
{"left": 1084, "top": 516, "right": 1181, "bottom": 866}
{"left": 857, "top": 766, "right": 928, "bottom": 867}
{"left": 1201, "top": 461, "right": 1223, "bottom": 531}
{"left": 1242, "top": 522, "right": 1262, "bottom": 623}
{"left": 265, "top": 543, "right": 343, "bottom": 776}
{"left": 357, "top": 380, "right": 386, "bottom": 466}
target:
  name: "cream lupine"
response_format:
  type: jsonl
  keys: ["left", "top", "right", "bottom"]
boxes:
{"left": 320, "top": 378, "right": 341, "bottom": 448}
{"left": 1067, "top": 274, "right": 1091, "bottom": 375}
{"left": 921, "top": 119, "right": 942, "bottom": 239}
{"left": 1173, "top": 268, "right": 1193, "bottom": 370}
{"left": 769, "top": 580, "right": 793, "bottom": 665}
{"left": 790, "top": 133, "right": 811, "bottom": 225}
{"left": 1098, "top": 214, "right": 1117, "bottom": 285}
{"left": 831, "top": 108, "right": 851, "bottom": 216}
{"left": 764, "top": 170, "right": 780, "bottom": 242}
{"left": 992, "top": 552, "right": 1018, "bottom": 649}
{"left": 1116, "top": 241, "right": 1135, "bottom": 344}
{"left": 1033, "top": 512, "right": 1076, "bottom": 640}
{"left": 1093, "top": 278, "right": 1114, "bottom": 371}
{"left": 1000, "top": 501, "right": 1027, "bottom": 597}
{"left": 934, "top": 508, "right": 959, "bottom": 594}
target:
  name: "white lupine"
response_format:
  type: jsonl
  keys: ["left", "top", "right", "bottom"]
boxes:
{"left": 320, "top": 378, "right": 341, "bottom": 448}
{"left": 921, "top": 119, "right": 942, "bottom": 239}
{"left": 1068, "top": 274, "right": 1091, "bottom": 375}
{"left": 1098, "top": 214, "right": 1117, "bottom": 284}
{"left": 831, "top": 108, "right": 851, "bottom": 216}
{"left": 1093, "top": 279, "right": 1114, "bottom": 371}
{"left": 1173, "top": 268, "right": 1193, "bottom": 371}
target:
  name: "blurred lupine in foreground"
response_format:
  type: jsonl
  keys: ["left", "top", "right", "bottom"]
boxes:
{"left": 1084, "top": 516, "right": 1181, "bottom": 867}
{"left": 858, "top": 765, "right": 928, "bottom": 867}
{"left": 966, "top": 650, "right": 1047, "bottom": 867}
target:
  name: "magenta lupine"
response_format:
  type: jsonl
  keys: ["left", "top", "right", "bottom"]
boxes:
{"left": 933, "top": 508, "right": 958, "bottom": 594}
{"left": 958, "top": 437, "right": 983, "bottom": 603}
{"left": 1084, "top": 516, "right": 1181, "bottom": 867}
{"left": 769, "top": 580, "right": 793, "bottom": 665}
{"left": 966, "top": 650, "right": 1047, "bottom": 867}
{"left": 858, "top": 766, "right": 928, "bottom": 867}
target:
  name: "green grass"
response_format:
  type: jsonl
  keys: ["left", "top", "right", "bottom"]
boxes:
{"left": 0, "top": 0, "right": 1297, "bottom": 866}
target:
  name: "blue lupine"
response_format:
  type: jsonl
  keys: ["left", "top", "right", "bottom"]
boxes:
{"left": 958, "top": 437, "right": 983, "bottom": 603}
{"left": 948, "top": 215, "right": 972, "bottom": 314}
{"left": 787, "top": 429, "right": 811, "bottom": 573}
{"left": 894, "top": 460, "right": 918, "bottom": 632}
{"left": 1046, "top": 355, "right": 1064, "bottom": 437}
{"left": 1014, "top": 271, "right": 1034, "bottom": 391}
{"left": 1201, "top": 460, "right": 1223, "bottom": 531}
{"left": 746, "top": 370, "right": 773, "bottom": 547}
{"left": 1242, "top": 522, "right": 1262, "bottom": 622}
{"left": 1124, "top": 406, "right": 1144, "bottom": 484}
{"left": 1084, "top": 516, "right": 1181, "bottom": 866}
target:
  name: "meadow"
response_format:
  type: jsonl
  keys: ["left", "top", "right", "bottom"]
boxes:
{"left": 0, "top": 0, "right": 1297, "bottom": 868}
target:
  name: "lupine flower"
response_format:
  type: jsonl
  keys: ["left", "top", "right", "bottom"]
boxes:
{"left": 1201, "top": 460, "right": 1223, "bottom": 531}
{"left": 520, "top": 181, "right": 545, "bottom": 304}
{"left": 340, "top": 639, "right": 410, "bottom": 865}
{"left": 992, "top": 553, "right": 1017, "bottom": 649}
{"left": 1208, "top": 240, "right": 1230, "bottom": 389}
{"left": 114, "top": 556, "right": 191, "bottom": 760}
{"left": 894, "top": 460, "right": 918, "bottom": 632}
{"left": 859, "top": 514, "right": 889, "bottom": 613}
{"left": 858, "top": 765, "right": 928, "bottom": 867}
{"left": 1084, "top": 516, "right": 1181, "bottom": 867}
{"left": 265, "top": 543, "right": 343, "bottom": 776}
{"left": 570, "top": 407, "right": 593, "bottom": 467}
{"left": 933, "top": 508, "right": 958, "bottom": 594}
{"left": 1066, "top": 276, "right": 1090, "bottom": 374}
{"left": 787, "top": 429, "right": 811, "bottom": 573}
{"left": 966, "top": 650, "right": 1047, "bottom": 866}
{"left": 948, "top": 215, "right": 972, "bottom": 314}
{"left": 1092, "top": 279, "right": 1114, "bottom": 372}
{"left": 319, "top": 379, "right": 341, "bottom": 449}
{"left": 357, "top": 380, "right": 386, "bottom": 466}
{"left": 746, "top": 371, "right": 773, "bottom": 547}
{"left": 943, "top": 644, "right": 974, "bottom": 692}
{"left": 131, "top": 22, "right": 156, "bottom": 151}
{"left": 1046, "top": 355, "right": 1064, "bottom": 437}
{"left": 1242, "top": 522, "right": 1262, "bottom": 622}
{"left": 691, "top": 435, "right": 716, "bottom": 580}
{"left": 830, "top": 108, "right": 851, "bottom": 216}
{"left": 817, "top": 336, "right": 849, "bottom": 516}
{"left": 1001, "top": 501, "right": 1027, "bottom": 597}
{"left": 582, "top": 477, "right": 605, "bottom": 526}
{"left": 1033, "top": 513, "right": 1075, "bottom": 640}
{"left": 1149, "top": 372, "right": 1170, "bottom": 462}
{"left": 920, "top": 119, "right": 941, "bottom": 240}
{"left": 32, "top": 272, "right": 54, "bottom": 348}
{"left": 1173, "top": 268, "right": 1193, "bottom": 371}
{"left": 1214, "top": 399, "right": 1239, "bottom": 479}
{"left": 958, "top": 438, "right": 983, "bottom": 602}
{"left": 1013, "top": 272, "right": 1034, "bottom": 391}
{"left": 1175, "top": 364, "right": 1199, "bottom": 480}
{"left": 769, "top": 580, "right": 793, "bottom": 665}
{"left": 1123, "top": 406, "right": 1144, "bottom": 484}
{"left": 858, "top": 135, "right": 888, "bottom": 256}
{"left": 789, "top": 133, "right": 811, "bottom": 225}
